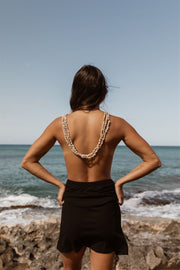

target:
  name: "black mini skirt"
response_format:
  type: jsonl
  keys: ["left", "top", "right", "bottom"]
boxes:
{"left": 57, "top": 179, "right": 128, "bottom": 255}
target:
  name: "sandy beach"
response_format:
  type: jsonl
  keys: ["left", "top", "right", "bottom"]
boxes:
{"left": 0, "top": 214, "right": 180, "bottom": 270}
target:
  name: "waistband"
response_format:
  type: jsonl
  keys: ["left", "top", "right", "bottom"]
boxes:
{"left": 66, "top": 179, "right": 114, "bottom": 188}
{"left": 64, "top": 179, "right": 116, "bottom": 198}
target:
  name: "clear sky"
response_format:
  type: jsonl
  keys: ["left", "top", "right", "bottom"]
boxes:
{"left": 0, "top": 0, "right": 179, "bottom": 145}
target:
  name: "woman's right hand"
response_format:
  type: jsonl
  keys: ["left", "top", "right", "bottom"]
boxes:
{"left": 57, "top": 184, "right": 66, "bottom": 206}
{"left": 115, "top": 182, "right": 124, "bottom": 205}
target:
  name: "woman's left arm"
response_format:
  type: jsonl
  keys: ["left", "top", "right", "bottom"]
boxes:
{"left": 21, "top": 118, "right": 65, "bottom": 205}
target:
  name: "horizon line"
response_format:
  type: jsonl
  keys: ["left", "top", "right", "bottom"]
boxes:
{"left": 0, "top": 144, "right": 179, "bottom": 147}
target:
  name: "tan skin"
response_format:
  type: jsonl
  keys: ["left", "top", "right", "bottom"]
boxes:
{"left": 21, "top": 109, "right": 161, "bottom": 270}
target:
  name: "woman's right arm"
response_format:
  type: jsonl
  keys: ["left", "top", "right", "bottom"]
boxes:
{"left": 115, "top": 119, "right": 161, "bottom": 204}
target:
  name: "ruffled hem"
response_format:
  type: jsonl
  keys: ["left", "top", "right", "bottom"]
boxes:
{"left": 57, "top": 234, "right": 128, "bottom": 255}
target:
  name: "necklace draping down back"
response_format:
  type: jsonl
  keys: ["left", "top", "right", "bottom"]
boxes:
{"left": 62, "top": 111, "right": 111, "bottom": 159}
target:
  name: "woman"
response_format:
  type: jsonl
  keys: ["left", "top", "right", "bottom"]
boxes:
{"left": 21, "top": 65, "right": 161, "bottom": 270}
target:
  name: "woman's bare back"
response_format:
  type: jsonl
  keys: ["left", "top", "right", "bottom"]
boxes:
{"left": 55, "top": 110, "right": 125, "bottom": 182}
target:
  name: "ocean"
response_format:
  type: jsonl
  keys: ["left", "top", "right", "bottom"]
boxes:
{"left": 0, "top": 144, "right": 179, "bottom": 225}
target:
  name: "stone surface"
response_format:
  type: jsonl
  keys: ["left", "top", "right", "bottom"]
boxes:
{"left": 154, "top": 246, "right": 167, "bottom": 265}
{"left": 0, "top": 216, "right": 179, "bottom": 270}
{"left": 167, "top": 254, "right": 180, "bottom": 269}
{"left": 146, "top": 249, "right": 162, "bottom": 269}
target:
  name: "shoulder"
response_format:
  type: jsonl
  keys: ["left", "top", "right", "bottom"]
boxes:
{"left": 42, "top": 116, "right": 65, "bottom": 143}
{"left": 108, "top": 113, "right": 136, "bottom": 138}
{"left": 46, "top": 117, "right": 61, "bottom": 127}
{"left": 43, "top": 117, "right": 63, "bottom": 135}
{"left": 109, "top": 113, "right": 128, "bottom": 128}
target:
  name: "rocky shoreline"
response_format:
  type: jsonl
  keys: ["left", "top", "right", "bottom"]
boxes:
{"left": 0, "top": 215, "right": 180, "bottom": 270}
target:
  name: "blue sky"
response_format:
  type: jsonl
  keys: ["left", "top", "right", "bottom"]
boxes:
{"left": 0, "top": 0, "right": 179, "bottom": 145}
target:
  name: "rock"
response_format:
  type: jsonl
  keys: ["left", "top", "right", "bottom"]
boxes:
{"left": 0, "top": 216, "right": 180, "bottom": 270}
{"left": 146, "top": 248, "right": 162, "bottom": 269}
{"left": 9, "top": 263, "right": 28, "bottom": 270}
{"left": 162, "top": 220, "right": 180, "bottom": 237}
{"left": 0, "top": 257, "right": 3, "bottom": 269}
{"left": 167, "top": 253, "right": 180, "bottom": 269}
{"left": 154, "top": 246, "right": 167, "bottom": 265}
{"left": 0, "top": 236, "right": 8, "bottom": 254}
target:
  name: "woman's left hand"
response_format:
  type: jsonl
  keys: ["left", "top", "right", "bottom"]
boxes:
{"left": 115, "top": 182, "right": 124, "bottom": 205}
{"left": 57, "top": 184, "right": 66, "bottom": 206}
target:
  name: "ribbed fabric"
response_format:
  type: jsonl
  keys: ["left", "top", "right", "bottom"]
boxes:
{"left": 57, "top": 179, "right": 128, "bottom": 255}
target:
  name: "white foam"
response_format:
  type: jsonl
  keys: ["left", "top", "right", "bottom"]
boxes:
{"left": 0, "top": 208, "right": 61, "bottom": 226}
{"left": 0, "top": 193, "right": 61, "bottom": 225}
{"left": 0, "top": 193, "right": 59, "bottom": 208}
{"left": 122, "top": 188, "right": 180, "bottom": 219}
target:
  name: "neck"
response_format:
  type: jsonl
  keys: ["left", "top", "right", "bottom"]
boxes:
{"left": 75, "top": 106, "right": 100, "bottom": 112}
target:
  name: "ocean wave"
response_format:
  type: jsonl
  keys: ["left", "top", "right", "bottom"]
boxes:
{"left": 0, "top": 207, "right": 61, "bottom": 226}
{"left": 133, "top": 188, "right": 180, "bottom": 206}
{"left": 0, "top": 192, "right": 62, "bottom": 225}
{"left": 0, "top": 188, "right": 180, "bottom": 225}
{"left": 0, "top": 204, "right": 43, "bottom": 212}
{"left": 122, "top": 188, "right": 180, "bottom": 219}
{"left": 0, "top": 193, "right": 59, "bottom": 209}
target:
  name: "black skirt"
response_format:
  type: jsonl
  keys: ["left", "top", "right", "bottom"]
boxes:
{"left": 57, "top": 179, "right": 128, "bottom": 255}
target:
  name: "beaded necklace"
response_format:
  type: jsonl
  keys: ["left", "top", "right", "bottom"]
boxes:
{"left": 62, "top": 111, "right": 111, "bottom": 159}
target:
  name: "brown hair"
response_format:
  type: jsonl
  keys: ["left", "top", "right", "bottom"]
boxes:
{"left": 70, "top": 65, "right": 108, "bottom": 111}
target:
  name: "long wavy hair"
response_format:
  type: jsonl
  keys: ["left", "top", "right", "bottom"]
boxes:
{"left": 70, "top": 65, "right": 108, "bottom": 111}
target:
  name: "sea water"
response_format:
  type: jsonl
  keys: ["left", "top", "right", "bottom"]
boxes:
{"left": 0, "top": 144, "right": 179, "bottom": 225}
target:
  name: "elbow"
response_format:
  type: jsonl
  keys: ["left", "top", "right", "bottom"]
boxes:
{"left": 21, "top": 159, "right": 29, "bottom": 169}
{"left": 21, "top": 158, "right": 37, "bottom": 169}
{"left": 153, "top": 158, "right": 162, "bottom": 169}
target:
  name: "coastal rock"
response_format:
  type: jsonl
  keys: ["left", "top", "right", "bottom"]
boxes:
{"left": 116, "top": 245, "right": 149, "bottom": 270}
{"left": 146, "top": 249, "right": 162, "bottom": 269}
{"left": 167, "top": 254, "right": 180, "bottom": 269}
{"left": 0, "top": 216, "right": 180, "bottom": 270}
{"left": 162, "top": 220, "right": 180, "bottom": 236}
{"left": 154, "top": 246, "right": 167, "bottom": 265}
{"left": 0, "top": 237, "right": 8, "bottom": 254}
{"left": 0, "top": 258, "right": 3, "bottom": 269}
